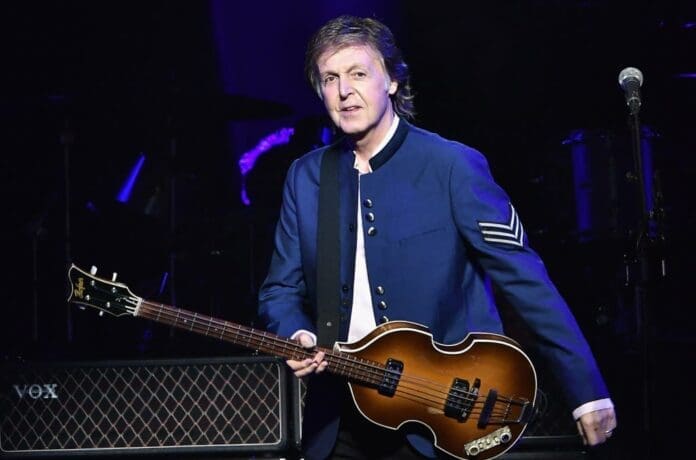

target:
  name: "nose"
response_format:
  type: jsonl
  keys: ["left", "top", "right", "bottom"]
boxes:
{"left": 338, "top": 77, "right": 353, "bottom": 99}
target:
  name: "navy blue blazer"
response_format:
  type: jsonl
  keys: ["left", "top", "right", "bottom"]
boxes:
{"left": 258, "top": 120, "right": 609, "bottom": 459}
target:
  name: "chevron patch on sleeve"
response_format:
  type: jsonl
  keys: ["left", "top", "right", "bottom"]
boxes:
{"left": 477, "top": 203, "right": 525, "bottom": 248}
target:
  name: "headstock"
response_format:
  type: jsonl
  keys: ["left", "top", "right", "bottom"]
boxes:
{"left": 67, "top": 264, "right": 141, "bottom": 317}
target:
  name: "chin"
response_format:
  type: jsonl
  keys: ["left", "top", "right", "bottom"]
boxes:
{"left": 338, "top": 121, "right": 368, "bottom": 136}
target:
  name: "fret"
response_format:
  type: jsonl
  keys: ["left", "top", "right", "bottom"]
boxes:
{"left": 259, "top": 331, "right": 267, "bottom": 353}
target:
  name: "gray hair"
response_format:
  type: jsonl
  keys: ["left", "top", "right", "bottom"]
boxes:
{"left": 304, "top": 15, "right": 415, "bottom": 120}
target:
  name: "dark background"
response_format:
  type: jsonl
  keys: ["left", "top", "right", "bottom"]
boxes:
{"left": 2, "top": 1, "right": 695, "bottom": 458}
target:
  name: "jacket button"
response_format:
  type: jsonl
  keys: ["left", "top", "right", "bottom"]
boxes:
{"left": 367, "top": 226, "right": 377, "bottom": 236}
{"left": 342, "top": 284, "right": 350, "bottom": 292}
{"left": 341, "top": 297, "right": 350, "bottom": 307}
{"left": 375, "top": 285, "right": 385, "bottom": 295}
{"left": 365, "top": 212, "right": 375, "bottom": 222}
{"left": 349, "top": 223, "right": 355, "bottom": 232}
{"left": 378, "top": 300, "right": 388, "bottom": 310}
{"left": 363, "top": 198, "right": 373, "bottom": 208}
{"left": 379, "top": 315, "right": 389, "bottom": 324}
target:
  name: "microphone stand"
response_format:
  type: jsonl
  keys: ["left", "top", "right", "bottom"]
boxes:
{"left": 625, "top": 104, "right": 665, "bottom": 460}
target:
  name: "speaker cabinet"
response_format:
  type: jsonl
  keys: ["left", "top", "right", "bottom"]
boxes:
{"left": 0, "top": 356, "right": 288, "bottom": 457}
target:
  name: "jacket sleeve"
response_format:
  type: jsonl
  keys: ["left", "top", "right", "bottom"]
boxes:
{"left": 449, "top": 145, "right": 610, "bottom": 409}
{"left": 257, "top": 159, "right": 315, "bottom": 339}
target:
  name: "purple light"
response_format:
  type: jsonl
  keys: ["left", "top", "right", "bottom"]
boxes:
{"left": 675, "top": 73, "right": 696, "bottom": 79}
{"left": 158, "top": 271, "right": 169, "bottom": 296}
{"left": 240, "top": 186, "right": 251, "bottom": 207}
{"left": 238, "top": 127, "right": 294, "bottom": 206}
{"left": 238, "top": 127, "right": 294, "bottom": 176}
{"left": 116, "top": 153, "right": 146, "bottom": 203}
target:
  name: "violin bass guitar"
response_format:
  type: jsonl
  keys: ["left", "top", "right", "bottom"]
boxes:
{"left": 67, "top": 264, "right": 537, "bottom": 460}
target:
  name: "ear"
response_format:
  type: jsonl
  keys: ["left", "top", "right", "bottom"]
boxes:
{"left": 315, "top": 82, "right": 325, "bottom": 101}
{"left": 387, "top": 80, "right": 398, "bottom": 96}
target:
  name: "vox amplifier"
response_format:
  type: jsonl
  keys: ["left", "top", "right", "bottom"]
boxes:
{"left": 0, "top": 356, "right": 288, "bottom": 457}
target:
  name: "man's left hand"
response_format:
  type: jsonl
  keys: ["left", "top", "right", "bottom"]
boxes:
{"left": 576, "top": 407, "right": 617, "bottom": 446}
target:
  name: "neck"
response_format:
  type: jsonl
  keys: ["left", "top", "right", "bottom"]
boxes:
{"left": 352, "top": 109, "right": 396, "bottom": 160}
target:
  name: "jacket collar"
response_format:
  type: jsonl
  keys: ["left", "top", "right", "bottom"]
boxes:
{"left": 332, "top": 118, "right": 411, "bottom": 173}
{"left": 368, "top": 117, "right": 410, "bottom": 172}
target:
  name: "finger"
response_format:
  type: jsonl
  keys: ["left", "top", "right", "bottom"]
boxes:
{"left": 579, "top": 421, "right": 612, "bottom": 446}
{"left": 577, "top": 408, "right": 617, "bottom": 446}
{"left": 286, "top": 358, "right": 314, "bottom": 371}
{"left": 583, "top": 428, "right": 602, "bottom": 446}
{"left": 297, "top": 333, "right": 315, "bottom": 349}
{"left": 285, "top": 358, "right": 305, "bottom": 370}
{"left": 286, "top": 358, "right": 318, "bottom": 377}
{"left": 294, "top": 364, "right": 318, "bottom": 378}
{"left": 604, "top": 411, "right": 617, "bottom": 435}
{"left": 576, "top": 420, "right": 589, "bottom": 446}
{"left": 603, "top": 419, "right": 617, "bottom": 438}
{"left": 591, "top": 410, "right": 617, "bottom": 443}
{"left": 577, "top": 419, "right": 603, "bottom": 446}
{"left": 308, "top": 350, "right": 328, "bottom": 373}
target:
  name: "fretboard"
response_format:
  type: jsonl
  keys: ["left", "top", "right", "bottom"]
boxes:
{"left": 135, "top": 299, "right": 384, "bottom": 386}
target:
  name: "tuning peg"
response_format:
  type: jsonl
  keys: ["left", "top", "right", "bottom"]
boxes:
{"left": 112, "top": 272, "right": 118, "bottom": 282}
{"left": 90, "top": 266, "right": 98, "bottom": 275}
{"left": 99, "top": 311, "right": 104, "bottom": 317}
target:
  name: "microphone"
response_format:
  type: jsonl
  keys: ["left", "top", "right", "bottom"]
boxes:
{"left": 618, "top": 67, "right": 644, "bottom": 115}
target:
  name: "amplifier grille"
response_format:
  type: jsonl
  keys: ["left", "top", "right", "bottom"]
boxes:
{"left": 0, "top": 357, "right": 286, "bottom": 455}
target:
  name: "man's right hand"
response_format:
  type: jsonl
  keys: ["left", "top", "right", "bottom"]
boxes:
{"left": 286, "top": 332, "right": 329, "bottom": 377}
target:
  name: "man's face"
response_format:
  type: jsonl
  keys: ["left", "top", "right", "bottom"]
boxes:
{"left": 317, "top": 45, "right": 398, "bottom": 141}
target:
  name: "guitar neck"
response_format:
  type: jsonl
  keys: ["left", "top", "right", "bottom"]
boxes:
{"left": 135, "top": 299, "right": 383, "bottom": 386}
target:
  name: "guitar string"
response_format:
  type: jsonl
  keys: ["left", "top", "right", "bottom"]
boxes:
{"left": 125, "top": 297, "right": 515, "bottom": 421}
{"left": 132, "top": 302, "right": 516, "bottom": 415}
{"left": 84, "top": 285, "right": 524, "bottom": 421}
{"left": 135, "top": 310, "right": 507, "bottom": 422}
{"left": 134, "top": 299, "right": 526, "bottom": 420}
{"left": 131, "top": 298, "right": 527, "bottom": 419}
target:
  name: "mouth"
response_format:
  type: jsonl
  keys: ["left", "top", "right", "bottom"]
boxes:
{"left": 340, "top": 105, "right": 361, "bottom": 112}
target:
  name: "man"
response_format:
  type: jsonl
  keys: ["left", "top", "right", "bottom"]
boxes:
{"left": 258, "top": 15, "right": 616, "bottom": 459}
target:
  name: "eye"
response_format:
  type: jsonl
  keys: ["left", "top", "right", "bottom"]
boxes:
{"left": 352, "top": 71, "right": 367, "bottom": 79}
{"left": 323, "top": 75, "right": 337, "bottom": 85}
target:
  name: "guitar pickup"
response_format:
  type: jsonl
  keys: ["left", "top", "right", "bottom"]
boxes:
{"left": 445, "top": 377, "right": 479, "bottom": 421}
{"left": 378, "top": 358, "right": 403, "bottom": 397}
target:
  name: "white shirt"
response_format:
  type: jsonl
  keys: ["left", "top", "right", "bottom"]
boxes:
{"left": 347, "top": 114, "right": 400, "bottom": 342}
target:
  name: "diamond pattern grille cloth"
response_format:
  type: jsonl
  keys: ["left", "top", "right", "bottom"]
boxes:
{"left": 1, "top": 359, "right": 284, "bottom": 452}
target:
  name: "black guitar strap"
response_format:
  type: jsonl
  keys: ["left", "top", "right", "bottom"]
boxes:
{"left": 316, "top": 144, "right": 341, "bottom": 347}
